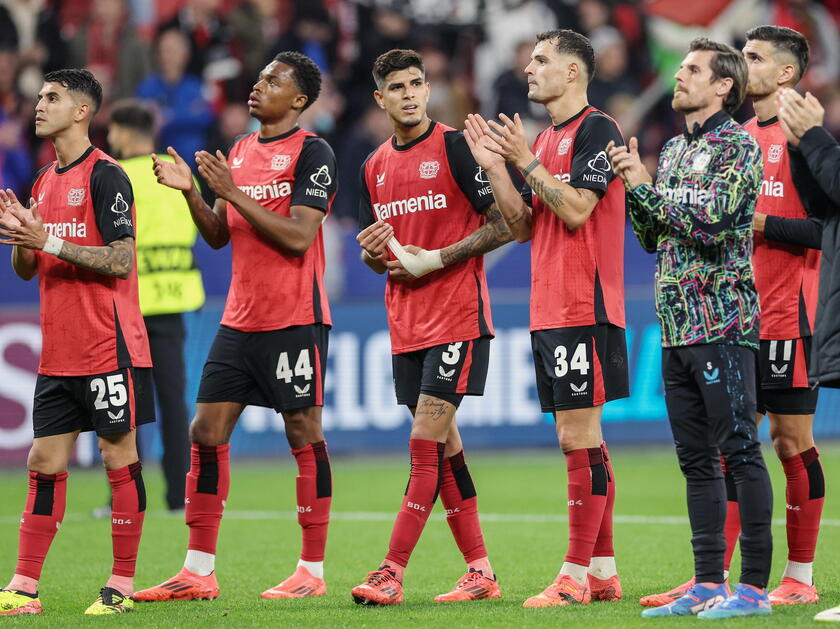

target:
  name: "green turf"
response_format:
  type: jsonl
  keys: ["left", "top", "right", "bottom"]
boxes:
{"left": 1, "top": 443, "right": 838, "bottom": 627}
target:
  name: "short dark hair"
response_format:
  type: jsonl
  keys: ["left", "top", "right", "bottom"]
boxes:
{"left": 109, "top": 99, "right": 155, "bottom": 136}
{"left": 687, "top": 38, "right": 748, "bottom": 113}
{"left": 745, "top": 25, "right": 810, "bottom": 83}
{"left": 272, "top": 51, "right": 322, "bottom": 111}
{"left": 372, "top": 49, "right": 425, "bottom": 89}
{"left": 535, "top": 29, "right": 596, "bottom": 83}
{"left": 43, "top": 69, "right": 103, "bottom": 114}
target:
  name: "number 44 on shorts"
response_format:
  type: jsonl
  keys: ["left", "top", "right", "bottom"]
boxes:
{"left": 276, "top": 349, "right": 314, "bottom": 383}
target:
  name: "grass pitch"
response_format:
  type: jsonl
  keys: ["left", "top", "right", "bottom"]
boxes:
{"left": 1, "top": 443, "right": 839, "bottom": 627}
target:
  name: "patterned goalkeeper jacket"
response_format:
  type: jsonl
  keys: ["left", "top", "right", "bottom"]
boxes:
{"left": 628, "top": 110, "right": 762, "bottom": 349}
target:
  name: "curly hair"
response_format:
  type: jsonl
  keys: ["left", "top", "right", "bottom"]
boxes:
{"left": 273, "top": 51, "right": 322, "bottom": 111}
{"left": 43, "top": 68, "right": 103, "bottom": 113}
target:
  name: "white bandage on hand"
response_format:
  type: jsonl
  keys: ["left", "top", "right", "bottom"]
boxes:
{"left": 386, "top": 236, "right": 443, "bottom": 278}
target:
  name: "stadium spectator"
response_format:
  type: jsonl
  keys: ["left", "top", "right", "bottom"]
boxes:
{"left": 157, "top": 0, "right": 234, "bottom": 81}
{"left": 67, "top": 0, "right": 151, "bottom": 102}
{"left": 0, "top": 0, "right": 65, "bottom": 97}
{"left": 422, "top": 45, "right": 474, "bottom": 130}
{"left": 770, "top": 0, "right": 840, "bottom": 89}
{"left": 588, "top": 26, "right": 637, "bottom": 113}
{"left": 492, "top": 39, "right": 551, "bottom": 137}
{"left": 136, "top": 28, "right": 214, "bottom": 169}
{"left": 0, "top": 45, "right": 30, "bottom": 196}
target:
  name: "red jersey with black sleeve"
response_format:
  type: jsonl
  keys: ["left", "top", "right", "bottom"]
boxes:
{"left": 744, "top": 116, "right": 820, "bottom": 339}
{"left": 522, "top": 106, "right": 626, "bottom": 331}
{"left": 222, "top": 127, "right": 337, "bottom": 332}
{"left": 30, "top": 145, "right": 151, "bottom": 376}
{"left": 359, "top": 121, "right": 495, "bottom": 354}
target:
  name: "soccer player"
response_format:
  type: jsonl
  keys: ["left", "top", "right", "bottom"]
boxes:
{"left": 107, "top": 99, "right": 206, "bottom": 513}
{"left": 0, "top": 69, "right": 153, "bottom": 615}
{"left": 608, "top": 38, "right": 775, "bottom": 619}
{"left": 641, "top": 25, "right": 826, "bottom": 609}
{"left": 464, "top": 29, "right": 628, "bottom": 607}
{"left": 349, "top": 49, "right": 513, "bottom": 606}
{"left": 132, "top": 52, "right": 337, "bottom": 602}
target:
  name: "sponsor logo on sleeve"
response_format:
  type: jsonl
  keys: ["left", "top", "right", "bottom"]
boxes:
{"left": 475, "top": 166, "right": 492, "bottom": 196}
{"left": 582, "top": 150, "right": 610, "bottom": 185}
{"left": 111, "top": 192, "right": 132, "bottom": 229}
{"left": 419, "top": 160, "right": 440, "bottom": 179}
{"left": 305, "top": 165, "right": 332, "bottom": 198}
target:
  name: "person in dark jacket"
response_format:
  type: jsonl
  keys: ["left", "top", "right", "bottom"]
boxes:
{"left": 778, "top": 88, "right": 840, "bottom": 392}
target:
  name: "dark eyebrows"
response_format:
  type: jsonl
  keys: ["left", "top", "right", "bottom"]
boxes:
{"left": 38, "top": 90, "right": 60, "bottom": 99}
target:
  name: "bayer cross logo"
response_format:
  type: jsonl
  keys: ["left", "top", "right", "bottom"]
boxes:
{"left": 767, "top": 144, "right": 784, "bottom": 164}
{"left": 271, "top": 154, "right": 291, "bottom": 171}
{"left": 557, "top": 138, "right": 572, "bottom": 155}
{"left": 67, "top": 188, "right": 85, "bottom": 206}
{"left": 418, "top": 161, "right": 440, "bottom": 179}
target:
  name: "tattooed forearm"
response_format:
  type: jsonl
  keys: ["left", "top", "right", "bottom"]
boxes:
{"left": 57, "top": 237, "right": 134, "bottom": 278}
{"left": 440, "top": 204, "right": 514, "bottom": 266}
{"left": 526, "top": 172, "right": 565, "bottom": 210}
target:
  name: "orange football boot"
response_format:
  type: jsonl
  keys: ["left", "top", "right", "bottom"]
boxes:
{"left": 523, "top": 574, "right": 591, "bottom": 608}
{"left": 769, "top": 577, "right": 819, "bottom": 605}
{"left": 640, "top": 577, "right": 695, "bottom": 607}
{"left": 588, "top": 573, "right": 622, "bottom": 601}
{"left": 434, "top": 569, "right": 501, "bottom": 602}
{"left": 261, "top": 565, "right": 326, "bottom": 599}
{"left": 133, "top": 567, "right": 219, "bottom": 602}
{"left": 351, "top": 569, "right": 404, "bottom": 606}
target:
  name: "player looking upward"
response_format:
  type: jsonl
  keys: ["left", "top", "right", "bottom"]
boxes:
{"left": 350, "top": 48, "right": 513, "bottom": 606}
{"left": 132, "top": 51, "right": 337, "bottom": 603}
{"left": 608, "top": 38, "right": 775, "bottom": 619}
{"left": 464, "top": 29, "right": 628, "bottom": 608}
{"left": 0, "top": 69, "right": 153, "bottom": 615}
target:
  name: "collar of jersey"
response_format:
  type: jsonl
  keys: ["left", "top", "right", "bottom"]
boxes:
{"left": 54, "top": 145, "right": 96, "bottom": 174}
{"left": 552, "top": 106, "right": 590, "bottom": 131}
{"left": 756, "top": 115, "right": 779, "bottom": 128}
{"left": 391, "top": 120, "right": 436, "bottom": 151}
{"left": 682, "top": 109, "right": 731, "bottom": 142}
{"left": 257, "top": 126, "right": 300, "bottom": 143}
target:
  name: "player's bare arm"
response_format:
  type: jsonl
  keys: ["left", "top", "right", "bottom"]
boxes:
{"left": 195, "top": 149, "right": 321, "bottom": 256}
{"left": 0, "top": 189, "right": 38, "bottom": 280}
{"left": 439, "top": 204, "right": 513, "bottom": 266}
{"left": 464, "top": 114, "right": 534, "bottom": 241}
{"left": 486, "top": 112, "right": 602, "bottom": 230}
{"left": 0, "top": 199, "right": 135, "bottom": 278}
{"left": 357, "top": 221, "right": 393, "bottom": 274}
{"left": 153, "top": 147, "right": 230, "bottom": 249}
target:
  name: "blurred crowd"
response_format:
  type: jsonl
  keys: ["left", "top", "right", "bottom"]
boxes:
{"left": 2, "top": 0, "right": 840, "bottom": 225}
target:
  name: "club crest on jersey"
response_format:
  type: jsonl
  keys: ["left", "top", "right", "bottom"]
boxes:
{"left": 767, "top": 144, "right": 784, "bottom": 164}
{"left": 557, "top": 137, "right": 573, "bottom": 155}
{"left": 111, "top": 192, "right": 132, "bottom": 228}
{"left": 418, "top": 160, "right": 440, "bottom": 179}
{"left": 67, "top": 188, "right": 85, "bottom": 206}
{"left": 692, "top": 151, "right": 711, "bottom": 172}
{"left": 271, "top": 154, "right": 291, "bottom": 171}
{"left": 306, "top": 165, "right": 332, "bottom": 198}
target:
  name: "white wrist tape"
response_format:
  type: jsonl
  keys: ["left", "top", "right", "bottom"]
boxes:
{"left": 386, "top": 236, "right": 443, "bottom": 278}
{"left": 42, "top": 234, "right": 64, "bottom": 256}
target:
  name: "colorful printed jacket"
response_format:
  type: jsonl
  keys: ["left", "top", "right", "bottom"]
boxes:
{"left": 628, "top": 110, "right": 762, "bottom": 349}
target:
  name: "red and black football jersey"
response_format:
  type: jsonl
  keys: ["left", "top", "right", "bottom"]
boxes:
{"left": 522, "top": 106, "right": 626, "bottom": 331}
{"left": 223, "top": 127, "right": 337, "bottom": 332}
{"left": 359, "top": 121, "right": 495, "bottom": 354}
{"left": 744, "top": 117, "right": 820, "bottom": 339}
{"left": 31, "top": 145, "right": 151, "bottom": 376}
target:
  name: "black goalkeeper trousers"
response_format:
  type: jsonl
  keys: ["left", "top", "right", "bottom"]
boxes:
{"left": 662, "top": 344, "right": 773, "bottom": 588}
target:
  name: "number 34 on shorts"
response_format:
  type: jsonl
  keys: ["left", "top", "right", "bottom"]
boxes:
{"left": 530, "top": 324, "right": 629, "bottom": 412}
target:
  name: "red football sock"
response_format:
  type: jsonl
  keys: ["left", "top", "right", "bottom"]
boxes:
{"left": 15, "top": 471, "right": 68, "bottom": 581}
{"left": 385, "top": 438, "right": 444, "bottom": 569}
{"left": 186, "top": 444, "right": 231, "bottom": 554}
{"left": 721, "top": 455, "right": 740, "bottom": 572}
{"left": 591, "top": 441, "right": 615, "bottom": 558}
{"left": 565, "top": 447, "right": 608, "bottom": 567}
{"left": 783, "top": 447, "right": 824, "bottom": 563}
{"left": 107, "top": 461, "right": 146, "bottom": 578}
{"left": 292, "top": 440, "right": 332, "bottom": 562}
{"left": 439, "top": 450, "right": 487, "bottom": 564}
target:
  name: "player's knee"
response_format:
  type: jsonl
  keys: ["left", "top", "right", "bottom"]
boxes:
{"left": 26, "top": 447, "right": 65, "bottom": 475}
{"left": 189, "top": 417, "right": 227, "bottom": 446}
{"left": 770, "top": 432, "right": 807, "bottom": 460}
